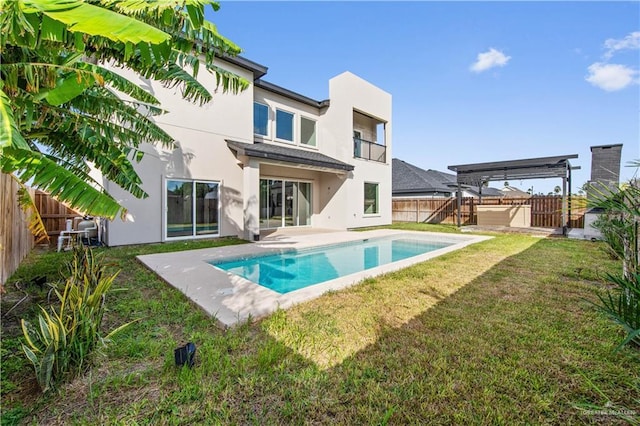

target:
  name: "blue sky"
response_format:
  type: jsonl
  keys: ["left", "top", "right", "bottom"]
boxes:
{"left": 208, "top": 1, "right": 639, "bottom": 194}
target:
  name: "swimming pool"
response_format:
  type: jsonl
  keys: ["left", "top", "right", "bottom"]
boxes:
{"left": 210, "top": 236, "right": 452, "bottom": 293}
{"left": 137, "top": 229, "right": 492, "bottom": 327}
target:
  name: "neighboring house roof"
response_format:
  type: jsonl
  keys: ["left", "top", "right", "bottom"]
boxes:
{"left": 392, "top": 158, "right": 503, "bottom": 196}
{"left": 227, "top": 140, "right": 354, "bottom": 172}
{"left": 392, "top": 158, "right": 454, "bottom": 195}
{"left": 466, "top": 186, "right": 504, "bottom": 197}
{"left": 500, "top": 186, "right": 532, "bottom": 198}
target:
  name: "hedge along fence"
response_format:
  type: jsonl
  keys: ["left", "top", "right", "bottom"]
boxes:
{"left": 392, "top": 195, "right": 586, "bottom": 228}
{"left": 0, "top": 173, "right": 35, "bottom": 286}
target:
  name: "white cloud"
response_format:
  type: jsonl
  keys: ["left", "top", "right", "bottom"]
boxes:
{"left": 585, "top": 62, "right": 638, "bottom": 91}
{"left": 603, "top": 31, "right": 640, "bottom": 59}
{"left": 470, "top": 48, "right": 511, "bottom": 73}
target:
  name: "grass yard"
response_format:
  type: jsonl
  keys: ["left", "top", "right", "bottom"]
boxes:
{"left": 1, "top": 225, "right": 638, "bottom": 424}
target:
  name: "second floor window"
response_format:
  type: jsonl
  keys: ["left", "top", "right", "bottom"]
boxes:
{"left": 276, "top": 109, "right": 294, "bottom": 142}
{"left": 254, "top": 102, "right": 269, "bottom": 136}
{"left": 300, "top": 117, "right": 316, "bottom": 147}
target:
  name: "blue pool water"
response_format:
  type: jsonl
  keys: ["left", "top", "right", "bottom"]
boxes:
{"left": 210, "top": 237, "right": 452, "bottom": 294}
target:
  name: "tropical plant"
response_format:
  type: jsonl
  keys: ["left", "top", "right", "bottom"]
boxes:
{"left": 595, "top": 272, "right": 640, "bottom": 350}
{"left": 590, "top": 177, "right": 639, "bottom": 279}
{"left": 590, "top": 162, "right": 639, "bottom": 349}
{"left": 592, "top": 210, "right": 633, "bottom": 260}
{"left": 21, "top": 246, "right": 132, "bottom": 392}
{"left": 0, "top": 0, "right": 248, "bottom": 238}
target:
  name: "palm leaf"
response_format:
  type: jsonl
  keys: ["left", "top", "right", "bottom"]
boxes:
{"left": 151, "top": 62, "right": 212, "bottom": 105}
{"left": 3, "top": 0, "right": 247, "bottom": 224}
{"left": 36, "top": 100, "right": 168, "bottom": 154}
{"left": 14, "top": 176, "right": 50, "bottom": 243}
{"left": 68, "top": 87, "right": 173, "bottom": 146}
{"left": 45, "top": 71, "right": 96, "bottom": 105}
{"left": 1, "top": 147, "right": 125, "bottom": 219}
{"left": 40, "top": 129, "right": 148, "bottom": 199}
{"left": 0, "top": 88, "right": 30, "bottom": 150}
{"left": 207, "top": 64, "right": 250, "bottom": 94}
{"left": 21, "top": 0, "right": 170, "bottom": 45}
{"left": 77, "top": 62, "right": 161, "bottom": 106}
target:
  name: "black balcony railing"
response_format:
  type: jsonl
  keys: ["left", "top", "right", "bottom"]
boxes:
{"left": 354, "top": 138, "right": 386, "bottom": 163}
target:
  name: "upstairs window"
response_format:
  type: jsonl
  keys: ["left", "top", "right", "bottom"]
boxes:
{"left": 300, "top": 117, "right": 317, "bottom": 147}
{"left": 254, "top": 102, "right": 269, "bottom": 136}
{"left": 276, "top": 109, "right": 294, "bottom": 142}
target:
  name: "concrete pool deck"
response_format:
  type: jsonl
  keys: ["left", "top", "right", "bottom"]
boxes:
{"left": 137, "top": 229, "right": 491, "bottom": 327}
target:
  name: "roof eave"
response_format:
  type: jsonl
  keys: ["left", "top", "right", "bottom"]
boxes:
{"left": 227, "top": 140, "right": 353, "bottom": 173}
{"left": 255, "top": 79, "right": 328, "bottom": 109}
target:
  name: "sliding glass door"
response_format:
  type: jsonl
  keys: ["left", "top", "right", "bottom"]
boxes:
{"left": 166, "top": 179, "right": 219, "bottom": 239}
{"left": 297, "top": 182, "right": 311, "bottom": 226}
{"left": 195, "top": 182, "right": 219, "bottom": 235}
{"left": 260, "top": 179, "right": 282, "bottom": 229}
{"left": 284, "top": 181, "right": 296, "bottom": 227}
{"left": 260, "top": 179, "right": 311, "bottom": 229}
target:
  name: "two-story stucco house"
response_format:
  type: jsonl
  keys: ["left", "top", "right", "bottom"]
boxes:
{"left": 101, "top": 55, "right": 392, "bottom": 246}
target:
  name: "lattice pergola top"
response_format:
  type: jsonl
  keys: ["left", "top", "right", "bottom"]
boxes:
{"left": 448, "top": 154, "right": 579, "bottom": 186}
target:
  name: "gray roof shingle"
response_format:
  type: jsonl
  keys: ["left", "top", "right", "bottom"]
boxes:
{"left": 393, "top": 158, "right": 503, "bottom": 196}
{"left": 392, "top": 158, "right": 456, "bottom": 194}
{"left": 227, "top": 140, "right": 354, "bottom": 172}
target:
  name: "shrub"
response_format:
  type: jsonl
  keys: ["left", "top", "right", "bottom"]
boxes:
{"left": 591, "top": 211, "right": 633, "bottom": 260}
{"left": 21, "top": 246, "right": 131, "bottom": 392}
{"left": 596, "top": 273, "right": 640, "bottom": 350}
{"left": 590, "top": 175, "right": 640, "bottom": 350}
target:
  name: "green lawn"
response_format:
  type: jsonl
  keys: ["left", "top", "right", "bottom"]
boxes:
{"left": 1, "top": 225, "right": 638, "bottom": 424}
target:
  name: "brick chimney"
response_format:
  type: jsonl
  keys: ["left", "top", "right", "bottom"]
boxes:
{"left": 588, "top": 144, "right": 623, "bottom": 199}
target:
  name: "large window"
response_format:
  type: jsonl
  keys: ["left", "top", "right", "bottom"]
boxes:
{"left": 300, "top": 117, "right": 317, "bottom": 147}
{"left": 166, "top": 179, "right": 219, "bottom": 239}
{"left": 276, "top": 109, "right": 294, "bottom": 142}
{"left": 254, "top": 102, "right": 269, "bottom": 136}
{"left": 364, "top": 182, "right": 379, "bottom": 215}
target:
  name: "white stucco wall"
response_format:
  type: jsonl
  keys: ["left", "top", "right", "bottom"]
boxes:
{"left": 316, "top": 72, "right": 392, "bottom": 230}
{"left": 251, "top": 72, "right": 392, "bottom": 232}
{"left": 104, "top": 59, "right": 253, "bottom": 246}
{"left": 102, "top": 59, "right": 391, "bottom": 245}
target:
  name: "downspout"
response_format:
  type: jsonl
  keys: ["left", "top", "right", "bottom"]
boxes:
{"left": 568, "top": 165, "right": 572, "bottom": 229}
{"left": 562, "top": 165, "right": 567, "bottom": 235}
{"left": 457, "top": 182, "right": 462, "bottom": 227}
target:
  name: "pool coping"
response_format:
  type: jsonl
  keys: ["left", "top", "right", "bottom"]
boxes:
{"left": 137, "top": 230, "right": 492, "bottom": 328}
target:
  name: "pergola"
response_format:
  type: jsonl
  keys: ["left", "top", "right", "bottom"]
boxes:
{"left": 448, "top": 154, "right": 580, "bottom": 232}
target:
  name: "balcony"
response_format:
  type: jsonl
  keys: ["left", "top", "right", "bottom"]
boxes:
{"left": 354, "top": 138, "right": 386, "bottom": 163}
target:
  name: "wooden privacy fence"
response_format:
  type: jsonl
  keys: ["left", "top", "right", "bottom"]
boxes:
{"left": 34, "top": 190, "right": 83, "bottom": 242}
{"left": 392, "top": 195, "right": 586, "bottom": 228}
{"left": 1, "top": 173, "right": 35, "bottom": 285}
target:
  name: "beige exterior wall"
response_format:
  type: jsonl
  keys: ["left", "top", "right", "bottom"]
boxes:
{"left": 318, "top": 72, "right": 392, "bottom": 230}
{"left": 476, "top": 205, "right": 531, "bottom": 228}
{"left": 102, "top": 61, "right": 391, "bottom": 245}
{"left": 104, "top": 59, "right": 253, "bottom": 246}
